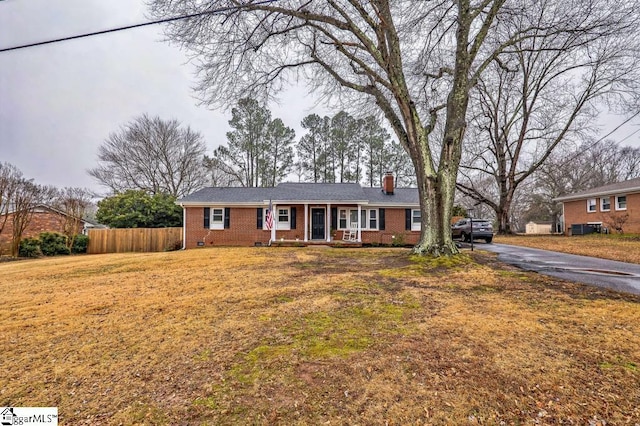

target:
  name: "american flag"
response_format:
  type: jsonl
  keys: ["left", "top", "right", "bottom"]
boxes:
{"left": 265, "top": 200, "right": 274, "bottom": 230}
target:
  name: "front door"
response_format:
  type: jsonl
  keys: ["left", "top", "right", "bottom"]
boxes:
{"left": 311, "top": 208, "right": 325, "bottom": 240}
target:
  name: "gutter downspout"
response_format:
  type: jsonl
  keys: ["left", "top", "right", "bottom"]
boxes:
{"left": 180, "top": 203, "right": 186, "bottom": 250}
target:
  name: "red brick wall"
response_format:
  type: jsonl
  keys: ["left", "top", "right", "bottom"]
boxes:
{"left": 183, "top": 205, "right": 420, "bottom": 247}
{"left": 184, "top": 206, "right": 271, "bottom": 248}
{"left": 372, "top": 207, "right": 420, "bottom": 245}
{"left": 562, "top": 192, "right": 640, "bottom": 234}
{"left": 0, "top": 209, "right": 84, "bottom": 252}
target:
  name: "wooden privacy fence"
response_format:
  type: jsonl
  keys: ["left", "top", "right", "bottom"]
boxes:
{"left": 87, "top": 227, "right": 182, "bottom": 254}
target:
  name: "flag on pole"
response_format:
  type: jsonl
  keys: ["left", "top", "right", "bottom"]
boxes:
{"left": 265, "top": 200, "right": 274, "bottom": 230}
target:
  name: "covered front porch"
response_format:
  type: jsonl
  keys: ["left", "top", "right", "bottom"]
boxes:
{"left": 267, "top": 202, "right": 369, "bottom": 245}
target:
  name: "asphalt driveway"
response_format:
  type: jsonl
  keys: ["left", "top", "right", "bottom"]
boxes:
{"left": 477, "top": 243, "right": 640, "bottom": 296}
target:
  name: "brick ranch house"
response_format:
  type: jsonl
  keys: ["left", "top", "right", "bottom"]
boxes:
{"left": 177, "top": 173, "right": 422, "bottom": 248}
{"left": 0, "top": 204, "right": 98, "bottom": 253}
{"left": 553, "top": 177, "right": 640, "bottom": 234}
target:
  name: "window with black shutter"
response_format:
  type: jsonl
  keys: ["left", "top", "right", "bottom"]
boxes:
{"left": 224, "top": 208, "right": 230, "bottom": 229}
{"left": 204, "top": 207, "right": 210, "bottom": 228}
{"left": 331, "top": 207, "right": 337, "bottom": 231}
{"left": 379, "top": 208, "right": 385, "bottom": 230}
{"left": 405, "top": 209, "right": 411, "bottom": 230}
{"left": 290, "top": 207, "right": 297, "bottom": 229}
{"left": 257, "top": 208, "right": 263, "bottom": 229}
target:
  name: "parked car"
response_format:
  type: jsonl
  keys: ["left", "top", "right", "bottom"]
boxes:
{"left": 451, "top": 218, "right": 494, "bottom": 243}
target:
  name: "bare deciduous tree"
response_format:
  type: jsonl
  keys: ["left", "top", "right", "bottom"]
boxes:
{"left": 457, "top": 1, "right": 640, "bottom": 234}
{"left": 89, "top": 114, "right": 208, "bottom": 197}
{"left": 9, "top": 181, "right": 54, "bottom": 257}
{"left": 203, "top": 153, "right": 244, "bottom": 187}
{"left": 53, "top": 187, "right": 95, "bottom": 249}
{"left": 149, "top": 0, "right": 627, "bottom": 255}
{"left": 0, "top": 162, "right": 21, "bottom": 247}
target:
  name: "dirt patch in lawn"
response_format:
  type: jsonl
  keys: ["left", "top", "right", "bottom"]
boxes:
{"left": 1, "top": 248, "right": 639, "bottom": 425}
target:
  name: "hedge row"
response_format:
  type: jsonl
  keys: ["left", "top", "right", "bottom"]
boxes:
{"left": 19, "top": 232, "right": 89, "bottom": 258}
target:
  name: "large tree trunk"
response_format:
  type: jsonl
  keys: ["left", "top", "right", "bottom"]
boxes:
{"left": 412, "top": 4, "right": 472, "bottom": 256}
{"left": 496, "top": 188, "right": 515, "bottom": 234}
{"left": 497, "top": 207, "right": 512, "bottom": 234}
{"left": 413, "top": 173, "right": 459, "bottom": 256}
{"left": 409, "top": 121, "right": 460, "bottom": 256}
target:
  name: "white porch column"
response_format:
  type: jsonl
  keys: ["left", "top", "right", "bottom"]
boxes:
{"left": 304, "top": 203, "right": 309, "bottom": 242}
{"left": 271, "top": 202, "right": 277, "bottom": 242}
{"left": 326, "top": 203, "right": 331, "bottom": 242}
{"left": 357, "top": 204, "right": 362, "bottom": 242}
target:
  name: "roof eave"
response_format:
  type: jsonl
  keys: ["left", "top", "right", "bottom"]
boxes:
{"left": 553, "top": 187, "right": 640, "bottom": 202}
{"left": 178, "top": 200, "right": 374, "bottom": 206}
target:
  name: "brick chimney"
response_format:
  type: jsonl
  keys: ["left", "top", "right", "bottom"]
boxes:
{"left": 382, "top": 171, "right": 394, "bottom": 195}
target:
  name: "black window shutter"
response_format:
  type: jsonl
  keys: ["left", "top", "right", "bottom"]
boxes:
{"left": 204, "top": 207, "right": 210, "bottom": 228}
{"left": 224, "top": 208, "right": 230, "bottom": 229}
{"left": 257, "top": 208, "right": 263, "bottom": 229}
{"left": 379, "top": 208, "right": 385, "bottom": 230}
{"left": 405, "top": 209, "right": 411, "bottom": 230}
{"left": 290, "top": 207, "right": 297, "bottom": 229}
{"left": 331, "top": 207, "right": 337, "bottom": 230}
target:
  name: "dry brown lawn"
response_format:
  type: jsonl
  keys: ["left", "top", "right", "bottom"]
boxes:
{"left": 495, "top": 234, "right": 640, "bottom": 264}
{"left": 1, "top": 247, "right": 639, "bottom": 425}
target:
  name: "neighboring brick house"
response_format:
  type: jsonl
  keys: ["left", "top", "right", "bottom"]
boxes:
{"left": 177, "top": 173, "right": 422, "bottom": 248}
{"left": 0, "top": 205, "right": 96, "bottom": 253}
{"left": 553, "top": 177, "right": 640, "bottom": 234}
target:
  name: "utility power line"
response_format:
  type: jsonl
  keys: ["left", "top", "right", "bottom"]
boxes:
{"left": 0, "top": 0, "right": 278, "bottom": 53}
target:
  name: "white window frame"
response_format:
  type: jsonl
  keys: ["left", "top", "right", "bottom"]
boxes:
{"left": 211, "top": 208, "right": 224, "bottom": 230}
{"left": 411, "top": 209, "right": 421, "bottom": 231}
{"left": 337, "top": 208, "right": 378, "bottom": 230}
{"left": 277, "top": 207, "right": 291, "bottom": 230}
{"left": 600, "top": 197, "right": 610, "bottom": 212}
{"left": 586, "top": 198, "right": 597, "bottom": 213}
{"left": 615, "top": 195, "right": 627, "bottom": 211}
{"left": 369, "top": 209, "right": 377, "bottom": 230}
{"left": 339, "top": 209, "right": 348, "bottom": 229}
{"left": 349, "top": 210, "right": 359, "bottom": 228}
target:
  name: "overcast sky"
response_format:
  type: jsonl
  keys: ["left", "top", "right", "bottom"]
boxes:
{"left": 1, "top": 0, "right": 639, "bottom": 197}
{"left": 0, "top": 0, "right": 325, "bottom": 196}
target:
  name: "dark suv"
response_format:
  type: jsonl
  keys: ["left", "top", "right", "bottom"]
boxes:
{"left": 451, "top": 218, "right": 493, "bottom": 243}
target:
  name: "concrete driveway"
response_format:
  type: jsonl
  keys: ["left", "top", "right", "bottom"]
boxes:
{"left": 475, "top": 243, "right": 640, "bottom": 296}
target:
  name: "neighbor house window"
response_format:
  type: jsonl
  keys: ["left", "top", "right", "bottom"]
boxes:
{"left": 615, "top": 195, "right": 627, "bottom": 210}
{"left": 338, "top": 208, "right": 378, "bottom": 230}
{"left": 277, "top": 208, "right": 291, "bottom": 230}
{"left": 587, "top": 198, "right": 596, "bottom": 213}
{"left": 211, "top": 208, "right": 224, "bottom": 229}
{"left": 600, "top": 197, "right": 610, "bottom": 212}
{"left": 412, "top": 209, "right": 421, "bottom": 231}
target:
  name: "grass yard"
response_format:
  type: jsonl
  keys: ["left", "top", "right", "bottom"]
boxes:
{"left": 495, "top": 234, "right": 640, "bottom": 264}
{"left": 1, "top": 247, "right": 639, "bottom": 425}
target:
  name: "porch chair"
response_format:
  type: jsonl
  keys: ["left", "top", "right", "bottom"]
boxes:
{"left": 342, "top": 224, "right": 358, "bottom": 242}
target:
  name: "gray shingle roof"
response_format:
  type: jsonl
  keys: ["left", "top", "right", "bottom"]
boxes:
{"left": 553, "top": 177, "right": 640, "bottom": 202}
{"left": 178, "top": 183, "right": 419, "bottom": 206}
{"left": 362, "top": 187, "right": 419, "bottom": 205}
